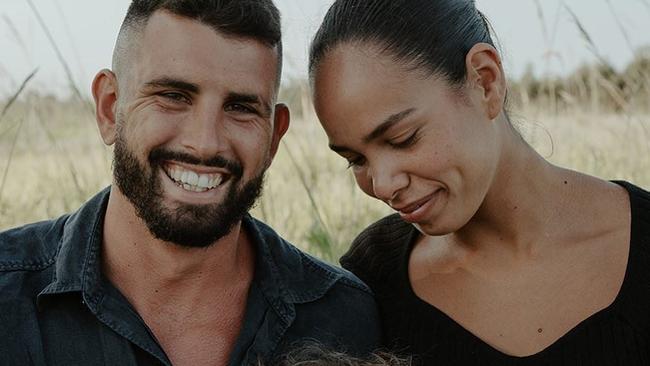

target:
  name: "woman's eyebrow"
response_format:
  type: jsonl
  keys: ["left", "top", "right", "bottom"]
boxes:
{"left": 362, "top": 108, "right": 416, "bottom": 143}
{"left": 328, "top": 108, "right": 416, "bottom": 153}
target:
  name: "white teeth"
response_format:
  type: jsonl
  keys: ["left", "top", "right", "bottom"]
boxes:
{"left": 211, "top": 175, "right": 223, "bottom": 187}
{"left": 187, "top": 171, "right": 199, "bottom": 186}
{"left": 165, "top": 165, "right": 225, "bottom": 192}
{"left": 172, "top": 169, "right": 182, "bottom": 182}
{"left": 197, "top": 174, "right": 210, "bottom": 188}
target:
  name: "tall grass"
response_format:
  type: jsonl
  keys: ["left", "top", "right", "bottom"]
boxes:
{"left": 1, "top": 3, "right": 649, "bottom": 262}
{"left": 1, "top": 93, "right": 648, "bottom": 262}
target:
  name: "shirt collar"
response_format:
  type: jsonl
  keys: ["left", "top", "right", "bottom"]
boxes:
{"left": 242, "top": 215, "right": 343, "bottom": 309}
{"left": 37, "top": 186, "right": 110, "bottom": 308}
{"left": 37, "top": 187, "right": 344, "bottom": 314}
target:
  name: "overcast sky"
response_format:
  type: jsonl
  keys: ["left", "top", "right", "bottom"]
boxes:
{"left": 1, "top": 0, "right": 649, "bottom": 98}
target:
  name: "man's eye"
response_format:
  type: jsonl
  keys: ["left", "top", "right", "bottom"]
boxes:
{"left": 225, "top": 103, "right": 256, "bottom": 114}
{"left": 160, "top": 92, "right": 191, "bottom": 104}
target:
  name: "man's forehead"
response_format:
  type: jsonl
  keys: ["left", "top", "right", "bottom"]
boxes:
{"left": 141, "top": 10, "right": 279, "bottom": 57}
{"left": 127, "top": 10, "right": 279, "bottom": 97}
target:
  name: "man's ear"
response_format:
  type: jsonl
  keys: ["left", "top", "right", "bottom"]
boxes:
{"left": 465, "top": 43, "right": 506, "bottom": 120}
{"left": 92, "top": 69, "right": 119, "bottom": 146}
{"left": 268, "top": 103, "right": 290, "bottom": 161}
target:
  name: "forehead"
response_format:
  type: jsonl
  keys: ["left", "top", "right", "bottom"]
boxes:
{"left": 313, "top": 43, "right": 456, "bottom": 137}
{"left": 130, "top": 11, "right": 279, "bottom": 96}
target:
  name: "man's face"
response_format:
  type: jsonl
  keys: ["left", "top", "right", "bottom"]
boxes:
{"left": 109, "top": 11, "right": 285, "bottom": 247}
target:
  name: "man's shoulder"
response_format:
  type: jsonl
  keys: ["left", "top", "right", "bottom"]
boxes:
{"left": 0, "top": 215, "right": 69, "bottom": 272}
{"left": 247, "top": 217, "right": 383, "bottom": 357}
{"left": 296, "top": 245, "right": 375, "bottom": 298}
{"left": 0, "top": 188, "right": 109, "bottom": 274}
{"left": 247, "top": 216, "right": 374, "bottom": 300}
{"left": 246, "top": 217, "right": 382, "bottom": 355}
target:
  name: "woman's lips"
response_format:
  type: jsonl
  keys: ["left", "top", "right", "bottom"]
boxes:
{"left": 395, "top": 195, "right": 434, "bottom": 214}
{"left": 396, "top": 189, "right": 443, "bottom": 223}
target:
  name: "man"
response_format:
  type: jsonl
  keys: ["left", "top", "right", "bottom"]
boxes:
{"left": 0, "top": 1, "right": 380, "bottom": 365}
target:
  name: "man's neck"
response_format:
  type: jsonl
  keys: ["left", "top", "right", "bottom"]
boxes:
{"left": 100, "top": 187, "right": 255, "bottom": 315}
{"left": 100, "top": 188, "right": 255, "bottom": 366}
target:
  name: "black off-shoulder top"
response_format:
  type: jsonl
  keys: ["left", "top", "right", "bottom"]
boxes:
{"left": 341, "top": 181, "right": 650, "bottom": 365}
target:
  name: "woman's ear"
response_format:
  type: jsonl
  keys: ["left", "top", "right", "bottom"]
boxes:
{"left": 465, "top": 43, "right": 506, "bottom": 120}
{"left": 92, "top": 69, "right": 119, "bottom": 145}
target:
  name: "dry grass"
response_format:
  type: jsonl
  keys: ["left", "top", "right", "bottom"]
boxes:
{"left": 1, "top": 4, "right": 649, "bottom": 262}
{"left": 0, "top": 96, "right": 111, "bottom": 228}
{"left": 0, "top": 93, "right": 393, "bottom": 261}
{"left": 1, "top": 92, "right": 648, "bottom": 261}
{"left": 517, "top": 108, "right": 650, "bottom": 187}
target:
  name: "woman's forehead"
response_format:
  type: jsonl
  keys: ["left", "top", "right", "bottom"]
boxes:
{"left": 315, "top": 45, "right": 454, "bottom": 110}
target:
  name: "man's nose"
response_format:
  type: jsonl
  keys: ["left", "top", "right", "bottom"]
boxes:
{"left": 180, "top": 107, "right": 226, "bottom": 159}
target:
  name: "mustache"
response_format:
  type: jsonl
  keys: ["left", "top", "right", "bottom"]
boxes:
{"left": 149, "top": 148, "right": 243, "bottom": 178}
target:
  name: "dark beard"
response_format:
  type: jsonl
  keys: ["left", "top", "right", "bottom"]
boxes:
{"left": 112, "top": 135, "right": 265, "bottom": 248}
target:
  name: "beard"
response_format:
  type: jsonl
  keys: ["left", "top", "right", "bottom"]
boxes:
{"left": 112, "top": 132, "right": 265, "bottom": 248}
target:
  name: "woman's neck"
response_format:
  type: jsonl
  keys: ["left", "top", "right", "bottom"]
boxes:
{"left": 452, "top": 125, "right": 578, "bottom": 258}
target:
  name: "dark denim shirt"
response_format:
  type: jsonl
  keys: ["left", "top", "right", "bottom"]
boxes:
{"left": 0, "top": 188, "right": 381, "bottom": 365}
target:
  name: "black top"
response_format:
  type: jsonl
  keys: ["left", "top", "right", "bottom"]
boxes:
{"left": 0, "top": 187, "right": 381, "bottom": 366}
{"left": 341, "top": 181, "right": 650, "bottom": 365}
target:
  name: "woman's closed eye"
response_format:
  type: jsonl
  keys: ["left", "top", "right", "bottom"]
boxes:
{"left": 345, "top": 155, "right": 367, "bottom": 169}
{"left": 388, "top": 130, "right": 421, "bottom": 149}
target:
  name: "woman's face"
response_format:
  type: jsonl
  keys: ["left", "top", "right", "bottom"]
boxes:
{"left": 312, "top": 43, "right": 501, "bottom": 235}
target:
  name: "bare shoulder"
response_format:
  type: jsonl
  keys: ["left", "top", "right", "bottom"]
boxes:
{"left": 560, "top": 177, "right": 632, "bottom": 288}
{"left": 563, "top": 174, "right": 631, "bottom": 238}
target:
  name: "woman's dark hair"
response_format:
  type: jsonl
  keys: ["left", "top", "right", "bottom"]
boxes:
{"left": 309, "top": 0, "right": 495, "bottom": 86}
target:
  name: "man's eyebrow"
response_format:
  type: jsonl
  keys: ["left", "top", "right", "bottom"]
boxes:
{"left": 225, "top": 91, "right": 272, "bottom": 116}
{"left": 144, "top": 78, "right": 200, "bottom": 94}
{"left": 329, "top": 108, "right": 417, "bottom": 153}
{"left": 363, "top": 108, "right": 416, "bottom": 143}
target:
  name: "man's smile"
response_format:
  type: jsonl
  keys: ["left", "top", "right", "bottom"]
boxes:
{"left": 163, "top": 162, "right": 231, "bottom": 193}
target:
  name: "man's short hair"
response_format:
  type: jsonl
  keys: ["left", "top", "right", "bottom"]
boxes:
{"left": 114, "top": 0, "right": 283, "bottom": 87}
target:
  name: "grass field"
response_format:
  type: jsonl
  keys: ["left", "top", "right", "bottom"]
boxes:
{"left": 1, "top": 1, "right": 648, "bottom": 262}
{"left": 1, "top": 91, "right": 648, "bottom": 261}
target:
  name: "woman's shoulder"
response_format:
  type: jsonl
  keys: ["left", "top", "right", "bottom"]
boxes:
{"left": 340, "top": 214, "right": 416, "bottom": 290}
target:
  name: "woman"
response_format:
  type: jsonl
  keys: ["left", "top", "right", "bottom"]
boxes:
{"left": 308, "top": 0, "right": 650, "bottom": 364}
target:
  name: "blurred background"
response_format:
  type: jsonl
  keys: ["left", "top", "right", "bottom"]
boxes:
{"left": 1, "top": 0, "right": 649, "bottom": 261}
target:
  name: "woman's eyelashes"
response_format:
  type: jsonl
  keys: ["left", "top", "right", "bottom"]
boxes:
{"left": 346, "top": 155, "right": 366, "bottom": 169}
{"left": 344, "top": 130, "right": 423, "bottom": 169}
{"left": 388, "top": 129, "right": 421, "bottom": 149}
